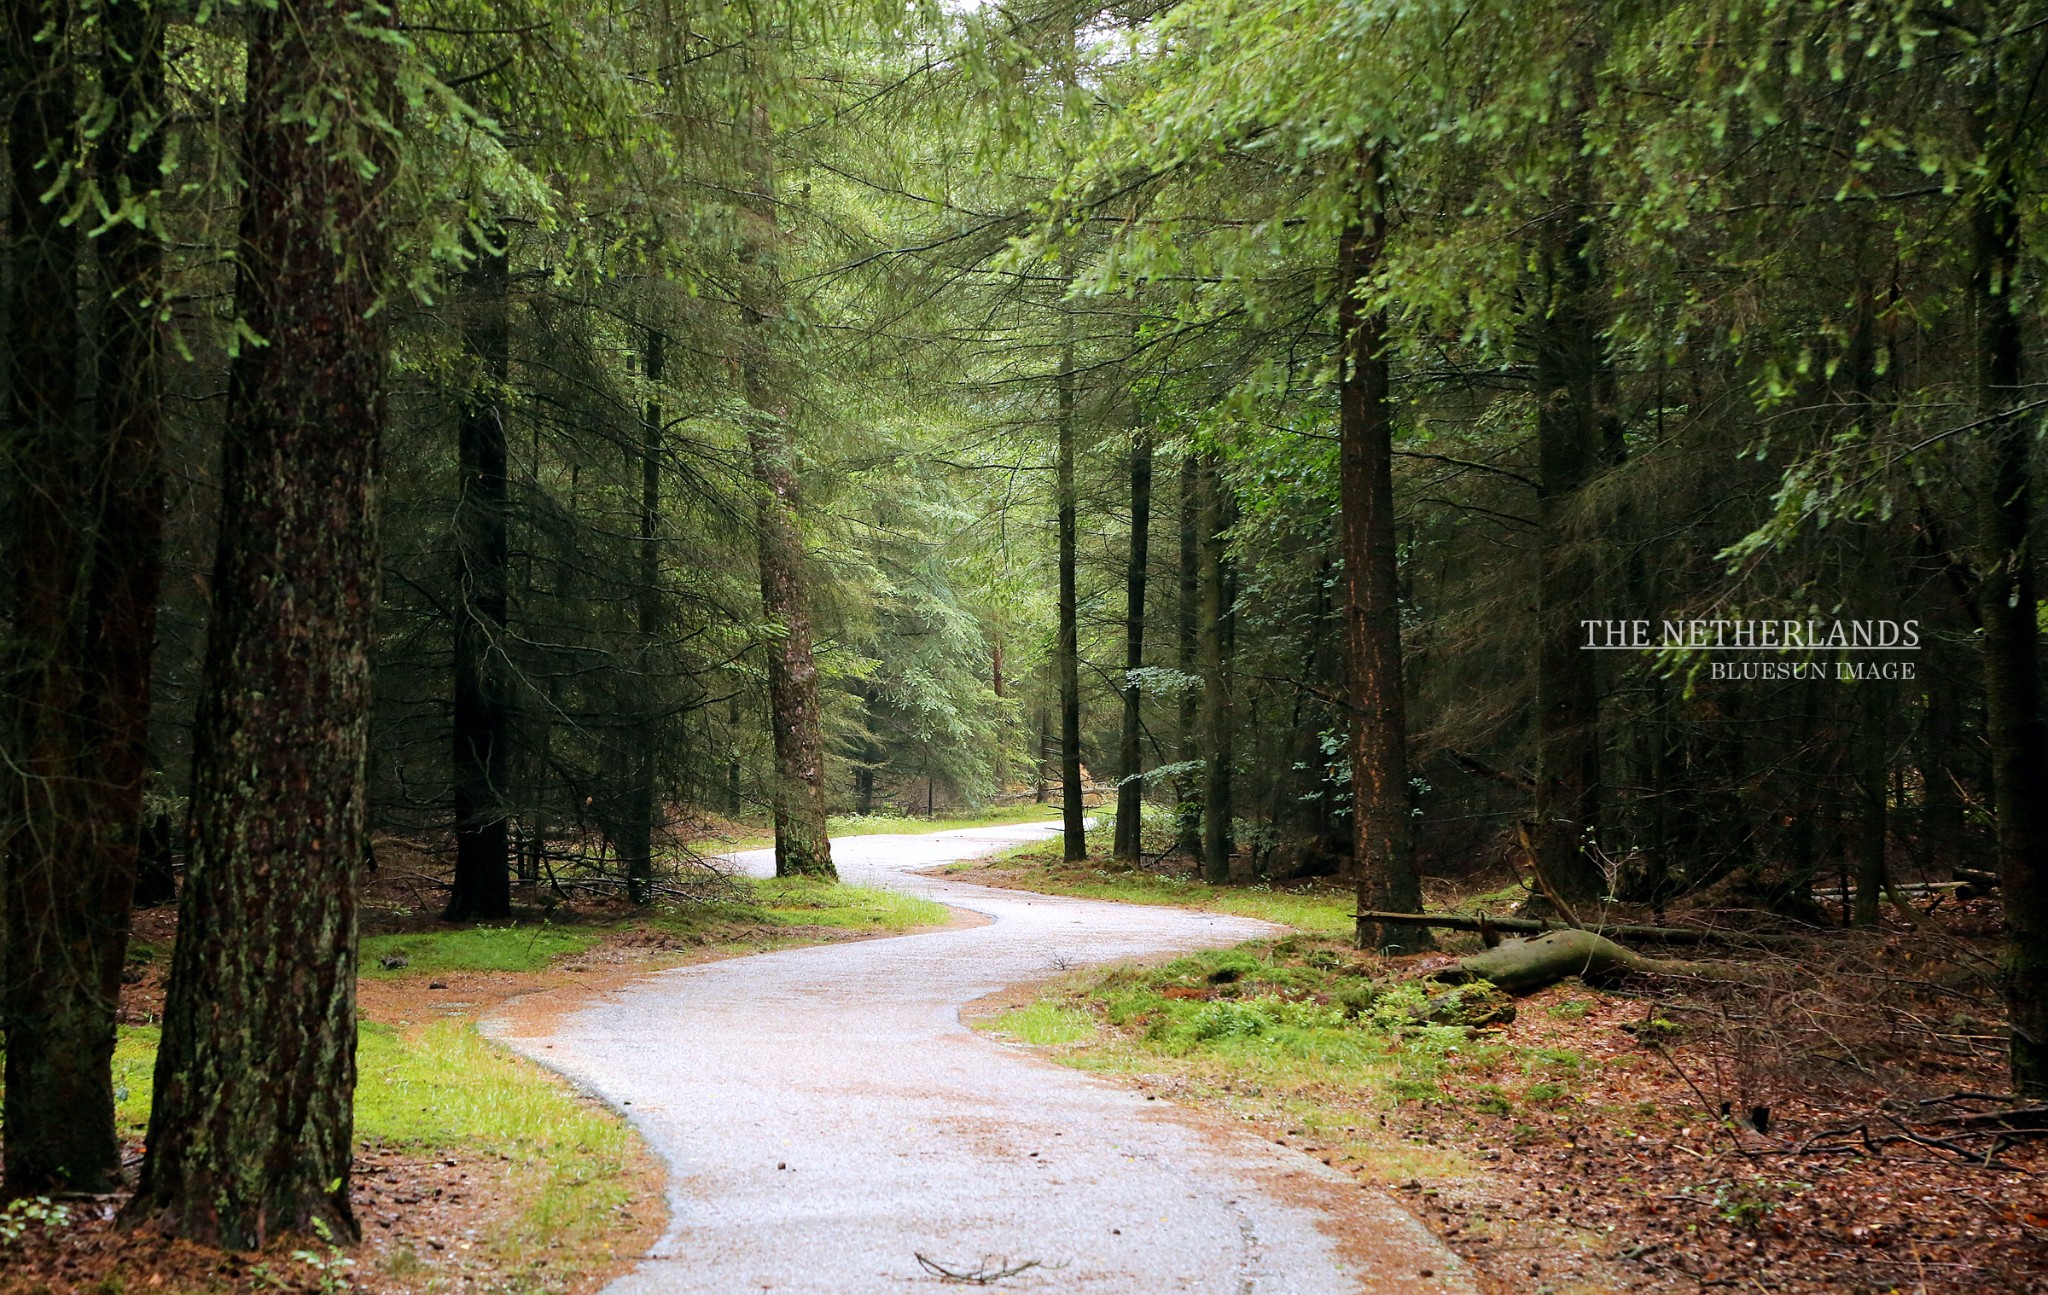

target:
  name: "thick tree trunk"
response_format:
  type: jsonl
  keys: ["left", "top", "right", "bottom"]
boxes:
{"left": 740, "top": 106, "right": 833, "bottom": 879}
{"left": 1198, "top": 457, "right": 1234, "bottom": 884}
{"left": 1174, "top": 454, "right": 1203, "bottom": 858}
{"left": 125, "top": 0, "right": 395, "bottom": 1244}
{"left": 1114, "top": 428, "right": 1153, "bottom": 862}
{"left": 1056, "top": 340, "right": 1087, "bottom": 861}
{"left": 1, "top": 0, "right": 163, "bottom": 1197}
{"left": 747, "top": 422, "right": 833, "bottom": 877}
{"left": 1972, "top": 159, "right": 2048, "bottom": 1096}
{"left": 1338, "top": 151, "right": 1427, "bottom": 952}
{"left": 446, "top": 233, "right": 513, "bottom": 920}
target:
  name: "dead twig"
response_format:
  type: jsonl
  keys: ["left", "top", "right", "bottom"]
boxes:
{"left": 913, "top": 1253, "right": 1050, "bottom": 1285}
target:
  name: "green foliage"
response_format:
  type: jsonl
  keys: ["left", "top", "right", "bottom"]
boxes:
{"left": 0, "top": 1196, "right": 73, "bottom": 1247}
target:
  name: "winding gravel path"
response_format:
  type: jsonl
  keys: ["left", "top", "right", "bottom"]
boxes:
{"left": 488, "top": 822, "right": 1470, "bottom": 1294}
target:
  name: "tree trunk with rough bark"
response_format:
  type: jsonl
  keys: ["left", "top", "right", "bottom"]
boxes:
{"left": 1174, "top": 454, "right": 1202, "bottom": 858}
{"left": 1972, "top": 157, "right": 2048, "bottom": 1096}
{"left": 1114, "top": 428, "right": 1153, "bottom": 863}
{"left": 1198, "top": 457, "right": 1234, "bottom": 884}
{"left": 740, "top": 106, "right": 833, "bottom": 880}
{"left": 1056, "top": 340, "right": 1086, "bottom": 861}
{"left": 446, "top": 232, "right": 512, "bottom": 920}
{"left": 1339, "top": 150, "right": 1428, "bottom": 953}
{"left": 125, "top": 0, "right": 395, "bottom": 1243}
{"left": 1, "top": 0, "right": 167, "bottom": 1197}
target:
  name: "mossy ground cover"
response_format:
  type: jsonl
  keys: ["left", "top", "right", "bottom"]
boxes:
{"left": 977, "top": 935, "right": 1565, "bottom": 1177}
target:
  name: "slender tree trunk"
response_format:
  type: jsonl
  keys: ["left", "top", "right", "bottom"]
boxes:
{"left": 1972, "top": 158, "right": 2048, "bottom": 1095}
{"left": 1339, "top": 150, "right": 1428, "bottom": 952}
{"left": 725, "top": 693, "right": 744, "bottom": 816}
{"left": 2, "top": 0, "right": 166, "bottom": 1196}
{"left": 1056, "top": 338, "right": 1086, "bottom": 860}
{"left": 1034, "top": 705, "right": 1049, "bottom": 802}
{"left": 1198, "top": 457, "right": 1234, "bottom": 884}
{"left": 739, "top": 104, "right": 833, "bottom": 879}
{"left": 991, "top": 634, "right": 1009, "bottom": 790}
{"left": 1174, "top": 454, "right": 1203, "bottom": 858}
{"left": 1918, "top": 630, "right": 1965, "bottom": 866}
{"left": 1114, "top": 428, "right": 1153, "bottom": 862}
{"left": 1528, "top": 173, "right": 1610, "bottom": 907}
{"left": 621, "top": 329, "right": 664, "bottom": 901}
{"left": 854, "top": 685, "right": 880, "bottom": 815}
{"left": 1853, "top": 675, "right": 1889, "bottom": 928}
{"left": 90, "top": 0, "right": 169, "bottom": 933}
{"left": 125, "top": 0, "right": 395, "bottom": 1243}
{"left": 446, "top": 232, "right": 512, "bottom": 920}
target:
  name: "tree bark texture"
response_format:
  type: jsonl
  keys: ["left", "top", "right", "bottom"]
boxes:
{"left": 1338, "top": 151, "right": 1427, "bottom": 952}
{"left": 446, "top": 233, "right": 512, "bottom": 921}
{"left": 747, "top": 424, "right": 833, "bottom": 878}
{"left": 126, "top": 0, "right": 395, "bottom": 1244}
{"left": 1198, "top": 457, "right": 1234, "bottom": 885}
{"left": 1114, "top": 428, "right": 1153, "bottom": 862}
{"left": 1174, "top": 453, "right": 1202, "bottom": 858}
{"left": 1972, "top": 159, "right": 2048, "bottom": 1096}
{"left": 740, "top": 104, "right": 834, "bottom": 879}
{"left": 1056, "top": 340, "right": 1086, "bottom": 861}
{"left": 2, "top": 0, "right": 167, "bottom": 1196}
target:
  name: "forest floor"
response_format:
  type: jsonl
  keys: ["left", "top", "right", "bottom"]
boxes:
{"left": 951, "top": 838, "right": 2048, "bottom": 1295}
{"left": 0, "top": 842, "right": 950, "bottom": 1295}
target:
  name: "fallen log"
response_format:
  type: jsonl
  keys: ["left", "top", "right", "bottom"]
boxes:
{"left": 1356, "top": 910, "right": 1809, "bottom": 949}
{"left": 1433, "top": 928, "right": 1763, "bottom": 994}
{"left": 1953, "top": 867, "right": 2000, "bottom": 896}
{"left": 1812, "top": 881, "right": 1967, "bottom": 899}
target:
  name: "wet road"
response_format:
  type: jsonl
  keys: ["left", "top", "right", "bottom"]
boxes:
{"left": 488, "top": 822, "right": 1470, "bottom": 1294}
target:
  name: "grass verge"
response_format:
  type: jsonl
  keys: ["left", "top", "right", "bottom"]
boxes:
{"left": 354, "top": 877, "right": 947, "bottom": 981}
{"left": 946, "top": 834, "right": 1354, "bottom": 936}
{"left": 107, "top": 1018, "right": 647, "bottom": 1289}
{"left": 3, "top": 875, "right": 952, "bottom": 1295}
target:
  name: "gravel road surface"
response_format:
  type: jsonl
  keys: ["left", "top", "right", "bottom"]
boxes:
{"left": 488, "top": 822, "right": 1470, "bottom": 1294}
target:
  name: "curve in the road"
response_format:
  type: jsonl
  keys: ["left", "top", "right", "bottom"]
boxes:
{"left": 487, "top": 822, "right": 1471, "bottom": 1294}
